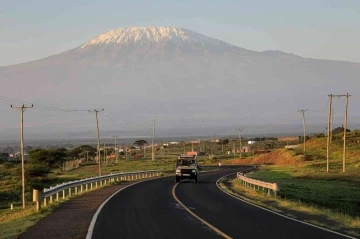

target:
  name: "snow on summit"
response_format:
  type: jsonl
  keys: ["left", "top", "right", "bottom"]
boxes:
{"left": 81, "top": 27, "right": 230, "bottom": 48}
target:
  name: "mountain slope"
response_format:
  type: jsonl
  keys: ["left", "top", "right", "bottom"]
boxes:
{"left": 0, "top": 27, "right": 359, "bottom": 138}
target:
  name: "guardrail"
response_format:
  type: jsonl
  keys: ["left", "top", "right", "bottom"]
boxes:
{"left": 237, "top": 170, "right": 279, "bottom": 197}
{"left": 32, "top": 170, "right": 162, "bottom": 211}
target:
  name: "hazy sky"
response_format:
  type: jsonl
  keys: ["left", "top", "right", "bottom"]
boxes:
{"left": 1, "top": 0, "right": 360, "bottom": 66}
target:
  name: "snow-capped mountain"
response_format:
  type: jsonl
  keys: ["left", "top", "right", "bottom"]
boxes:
{"left": 0, "top": 26, "right": 359, "bottom": 138}
{"left": 81, "top": 27, "right": 233, "bottom": 48}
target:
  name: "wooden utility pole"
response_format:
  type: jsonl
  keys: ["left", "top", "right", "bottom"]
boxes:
{"left": 85, "top": 151, "right": 89, "bottom": 161}
{"left": 89, "top": 109, "right": 104, "bottom": 176}
{"left": 152, "top": 119, "right": 155, "bottom": 160}
{"left": 104, "top": 143, "right": 106, "bottom": 165}
{"left": 330, "top": 106, "right": 333, "bottom": 144}
{"left": 343, "top": 93, "right": 350, "bottom": 172}
{"left": 112, "top": 136, "right": 118, "bottom": 163}
{"left": 326, "top": 95, "right": 332, "bottom": 172}
{"left": 236, "top": 128, "right": 243, "bottom": 159}
{"left": 11, "top": 104, "right": 33, "bottom": 209}
{"left": 233, "top": 142, "right": 235, "bottom": 158}
{"left": 298, "top": 109, "right": 308, "bottom": 151}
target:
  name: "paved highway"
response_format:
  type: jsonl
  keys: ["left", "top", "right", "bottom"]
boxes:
{"left": 90, "top": 167, "right": 351, "bottom": 239}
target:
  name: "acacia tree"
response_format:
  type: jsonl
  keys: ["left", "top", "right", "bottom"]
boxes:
{"left": 133, "top": 140, "right": 148, "bottom": 148}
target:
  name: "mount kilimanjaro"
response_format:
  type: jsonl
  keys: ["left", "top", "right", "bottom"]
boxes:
{"left": 0, "top": 27, "right": 359, "bottom": 138}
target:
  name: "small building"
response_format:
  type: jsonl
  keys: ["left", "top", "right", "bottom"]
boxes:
{"left": 210, "top": 139, "right": 221, "bottom": 143}
{"left": 248, "top": 140, "right": 256, "bottom": 145}
{"left": 169, "top": 142, "right": 180, "bottom": 145}
{"left": 242, "top": 146, "right": 251, "bottom": 153}
{"left": 186, "top": 140, "right": 200, "bottom": 144}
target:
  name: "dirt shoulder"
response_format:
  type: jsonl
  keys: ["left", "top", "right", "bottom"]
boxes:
{"left": 18, "top": 179, "right": 151, "bottom": 239}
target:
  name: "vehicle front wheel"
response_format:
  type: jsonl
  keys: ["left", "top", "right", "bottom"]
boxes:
{"left": 193, "top": 176, "right": 197, "bottom": 183}
{"left": 175, "top": 176, "right": 180, "bottom": 183}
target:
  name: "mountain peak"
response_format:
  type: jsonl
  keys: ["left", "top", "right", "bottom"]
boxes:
{"left": 81, "top": 26, "right": 231, "bottom": 48}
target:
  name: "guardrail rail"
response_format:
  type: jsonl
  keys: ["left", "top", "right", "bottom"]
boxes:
{"left": 237, "top": 170, "right": 279, "bottom": 196}
{"left": 32, "top": 170, "right": 162, "bottom": 210}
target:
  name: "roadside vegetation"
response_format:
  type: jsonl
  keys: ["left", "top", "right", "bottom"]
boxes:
{"left": 221, "top": 129, "right": 360, "bottom": 237}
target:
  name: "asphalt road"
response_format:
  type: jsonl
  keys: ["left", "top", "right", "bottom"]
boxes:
{"left": 91, "top": 167, "right": 350, "bottom": 239}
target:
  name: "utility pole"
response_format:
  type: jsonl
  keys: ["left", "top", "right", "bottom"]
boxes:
{"left": 104, "top": 143, "right": 106, "bottom": 165}
{"left": 11, "top": 104, "right": 33, "bottom": 209}
{"left": 222, "top": 140, "right": 224, "bottom": 153}
{"left": 233, "top": 142, "right": 235, "bottom": 158}
{"left": 152, "top": 119, "right": 155, "bottom": 161}
{"left": 343, "top": 93, "right": 350, "bottom": 172}
{"left": 112, "top": 136, "right": 118, "bottom": 163}
{"left": 326, "top": 95, "right": 332, "bottom": 172}
{"left": 298, "top": 109, "right": 308, "bottom": 151}
{"left": 89, "top": 109, "right": 104, "bottom": 176}
{"left": 326, "top": 94, "right": 351, "bottom": 172}
{"left": 330, "top": 106, "right": 334, "bottom": 144}
{"left": 85, "top": 151, "right": 89, "bottom": 161}
{"left": 237, "top": 128, "right": 243, "bottom": 159}
{"left": 183, "top": 142, "right": 186, "bottom": 154}
{"left": 192, "top": 142, "right": 194, "bottom": 151}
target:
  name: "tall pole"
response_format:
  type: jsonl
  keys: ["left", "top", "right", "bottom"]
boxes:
{"left": 298, "top": 109, "right": 308, "bottom": 151}
{"left": 104, "top": 143, "right": 106, "bottom": 165}
{"left": 115, "top": 137, "right": 117, "bottom": 163}
{"left": 326, "top": 95, "right": 332, "bottom": 172}
{"left": 330, "top": 105, "right": 333, "bottom": 144}
{"left": 152, "top": 119, "right": 155, "bottom": 161}
{"left": 112, "top": 136, "right": 118, "bottom": 163}
{"left": 237, "top": 128, "right": 243, "bottom": 159}
{"left": 11, "top": 104, "right": 33, "bottom": 209}
{"left": 233, "top": 142, "right": 235, "bottom": 158}
{"left": 89, "top": 109, "right": 104, "bottom": 176}
{"left": 343, "top": 93, "right": 350, "bottom": 173}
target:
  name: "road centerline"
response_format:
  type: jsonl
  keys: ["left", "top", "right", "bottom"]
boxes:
{"left": 172, "top": 181, "right": 232, "bottom": 239}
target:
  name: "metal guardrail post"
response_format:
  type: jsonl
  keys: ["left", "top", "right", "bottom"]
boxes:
{"left": 35, "top": 170, "right": 161, "bottom": 209}
{"left": 237, "top": 168, "right": 279, "bottom": 197}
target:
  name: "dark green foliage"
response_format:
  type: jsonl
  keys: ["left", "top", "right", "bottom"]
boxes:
{"left": 332, "top": 127, "right": 351, "bottom": 134}
{"left": 220, "top": 139, "right": 229, "bottom": 144}
{"left": 133, "top": 140, "right": 148, "bottom": 147}
{"left": 67, "top": 145, "right": 97, "bottom": 159}
{"left": 0, "top": 152, "right": 9, "bottom": 163}
{"left": 28, "top": 148, "right": 67, "bottom": 168}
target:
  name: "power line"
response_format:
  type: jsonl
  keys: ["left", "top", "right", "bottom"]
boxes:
{"left": 0, "top": 95, "right": 88, "bottom": 112}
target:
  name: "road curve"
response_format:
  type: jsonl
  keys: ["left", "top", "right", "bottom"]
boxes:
{"left": 91, "top": 167, "right": 349, "bottom": 239}
{"left": 175, "top": 171, "right": 350, "bottom": 239}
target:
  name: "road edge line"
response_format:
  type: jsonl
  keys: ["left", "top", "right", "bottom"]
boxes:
{"left": 172, "top": 182, "right": 232, "bottom": 239}
{"left": 86, "top": 176, "right": 165, "bottom": 239}
{"left": 216, "top": 173, "right": 357, "bottom": 239}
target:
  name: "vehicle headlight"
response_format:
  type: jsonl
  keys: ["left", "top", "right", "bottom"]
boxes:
{"left": 176, "top": 169, "right": 181, "bottom": 173}
{"left": 192, "top": 170, "right": 196, "bottom": 173}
